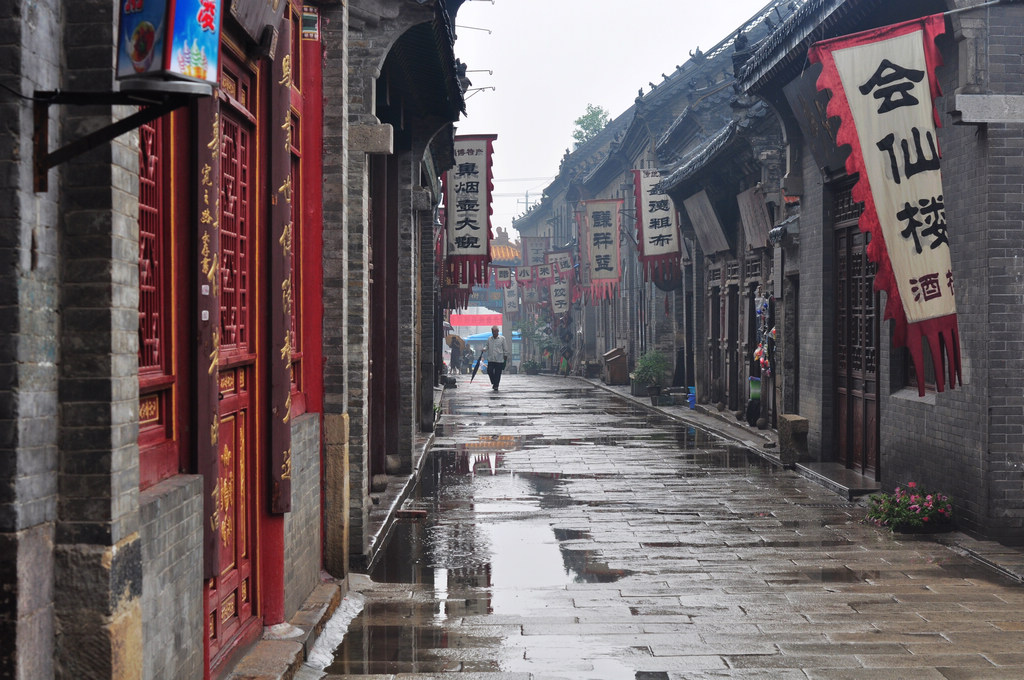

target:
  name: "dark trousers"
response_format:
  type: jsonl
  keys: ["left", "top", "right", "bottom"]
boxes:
{"left": 487, "top": 361, "right": 505, "bottom": 388}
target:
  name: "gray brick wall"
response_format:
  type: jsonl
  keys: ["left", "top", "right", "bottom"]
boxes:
{"left": 786, "top": 11, "right": 1024, "bottom": 541}
{"left": 797, "top": 141, "right": 829, "bottom": 458}
{"left": 338, "top": 2, "right": 435, "bottom": 566}
{"left": 285, "top": 413, "right": 322, "bottom": 618}
{"left": 56, "top": 0, "right": 143, "bottom": 677}
{"left": 0, "top": 0, "right": 61, "bottom": 675}
{"left": 396, "top": 149, "right": 416, "bottom": 474}
{"left": 982, "top": 6, "right": 1024, "bottom": 540}
{"left": 877, "top": 33, "right": 989, "bottom": 533}
{"left": 320, "top": 1, "right": 350, "bottom": 577}
{"left": 140, "top": 476, "right": 203, "bottom": 680}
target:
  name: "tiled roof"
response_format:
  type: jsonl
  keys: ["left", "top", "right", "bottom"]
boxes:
{"left": 660, "top": 121, "right": 739, "bottom": 192}
{"left": 490, "top": 243, "right": 520, "bottom": 264}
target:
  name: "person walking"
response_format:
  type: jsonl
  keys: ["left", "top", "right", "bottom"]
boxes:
{"left": 484, "top": 325, "right": 510, "bottom": 391}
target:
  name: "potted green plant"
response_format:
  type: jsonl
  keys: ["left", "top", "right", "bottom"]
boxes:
{"left": 633, "top": 350, "right": 670, "bottom": 402}
{"left": 866, "top": 482, "right": 953, "bottom": 533}
{"left": 521, "top": 359, "right": 541, "bottom": 375}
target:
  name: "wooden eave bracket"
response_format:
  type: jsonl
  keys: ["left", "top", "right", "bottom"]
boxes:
{"left": 33, "top": 87, "right": 207, "bottom": 192}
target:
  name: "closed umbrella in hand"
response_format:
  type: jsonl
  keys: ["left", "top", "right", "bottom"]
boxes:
{"left": 470, "top": 350, "right": 484, "bottom": 382}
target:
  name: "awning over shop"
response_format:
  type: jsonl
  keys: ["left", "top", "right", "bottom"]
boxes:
{"left": 450, "top": 312, "right": 502, "bottom": 328}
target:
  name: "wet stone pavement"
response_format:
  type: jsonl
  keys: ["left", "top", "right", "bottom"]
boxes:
{"left": 320, "top": 374, "right": 1024, "bottom": 679}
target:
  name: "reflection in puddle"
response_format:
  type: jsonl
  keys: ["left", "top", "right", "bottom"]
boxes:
{"left": 332, "top": 385, "right": 755, "bottom": 676}
{"left": 370, "top": 450, "right": 633, "bottom": 594}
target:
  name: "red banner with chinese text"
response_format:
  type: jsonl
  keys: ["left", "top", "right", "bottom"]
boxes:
{"left": 443, "top": 135, "right": 496, "bottom": 285}
{"left": 581, "top": 198, "right": 623, "bottom": 301}
{"left": 633, "top": 169, "right": 681, "bottom": 281}
{"left": 810, "top": 15, "right": 961, "bottom": 396}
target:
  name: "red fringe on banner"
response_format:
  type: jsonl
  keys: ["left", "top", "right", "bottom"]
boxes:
{"left": 441, "top": 286, "right": 472, "bottom": 311}
{"left": 810, "top": 14, "right": 960, "bottom": 396}
{"left": 906, "top": 314, "right": 962, "bottom": 397}
{"left": 447, "top": 255, "right": 491, "bottom": 287}
{"left": 641, "top": 255, "right": 681, "bottom": 282}
{"left": 589, "top": 281, "right": 619, "bottom": 302}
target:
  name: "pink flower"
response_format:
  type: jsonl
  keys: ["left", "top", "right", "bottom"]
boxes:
{"left": 922, "top": 516, "right": 930, "bottom": 522}
{"left": 907, "top": 482, "right": 917, "bottom": 488}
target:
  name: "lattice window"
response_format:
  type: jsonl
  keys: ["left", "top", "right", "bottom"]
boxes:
{"left": 833, "top": 184, "right": 864, "bottom": 222}
{"left": 220, "top": 114, "right": 252, "bottom": 351}
{"left": 725, "top": 260, "right": 740, "bottom": 281}
{"left": 137, "top": 115, "right": 179, "bottom": 489}
{"left": 745, "top": 257, "right": 761, "bottom": 280}
{"left": 138, "top": 119, "right": 167, "bottom": 374}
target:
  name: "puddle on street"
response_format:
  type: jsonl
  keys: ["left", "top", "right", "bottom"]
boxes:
{"left": 329, "top": 389, "right": 783, "bottom": 676}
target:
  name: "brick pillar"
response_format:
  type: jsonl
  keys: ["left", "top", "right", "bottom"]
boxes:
{"left": 394, "top": 147, "right": 416, "bottom": 474}
{"left": 321, "top": 1, "right": 351, "bottom": 579}
{"left": 0, "top": 1, "right": 62, "bottom": 678}
{"left": 54, "top": 2, "right": 142, "bottom": 678}
{"left": 417, "top": 189, "right": 437, "bottom": 432}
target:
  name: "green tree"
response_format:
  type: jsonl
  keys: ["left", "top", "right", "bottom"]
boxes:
{"left": 572, "top": 103, "right": 610, "bottom": 148}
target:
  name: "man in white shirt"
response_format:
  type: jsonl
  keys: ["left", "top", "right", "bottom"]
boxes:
{"left": 484, "top": 325, "right": 511, "bottom": 391}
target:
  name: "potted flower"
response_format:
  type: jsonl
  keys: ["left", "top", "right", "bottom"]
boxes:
{"left": 521, "top": 359, "right": 541, "bottom": 375}
{"left": 866, "top": 481, "right": 953, "bottom": 533}
{"left": 632, "top": 350, "right": 670, "bottom": 402}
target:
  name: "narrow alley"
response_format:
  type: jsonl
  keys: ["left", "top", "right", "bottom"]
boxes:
{"left": 308, "top": 375, "right": 1024, "bottom": 680}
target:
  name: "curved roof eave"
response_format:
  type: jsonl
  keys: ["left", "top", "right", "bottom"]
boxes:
{"left": 738, "top": 0, "right": 852, "bottom": 94}
{"left": 659, "top": 120, "right": 739, "bottom": 193}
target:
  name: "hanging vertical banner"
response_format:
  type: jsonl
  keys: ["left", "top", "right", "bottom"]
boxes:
{"left": 441, "top": 282, "right": 473, "bottom": 311}
{"left": 515, "top": 265, "right": 534, "bottom": 287}
{"left": 550, "top": 279, "right": 570, "bottom": 315}
{"left": 443, "top": 135, "right": 496, "bottom": 285}
{"left": 547, "top": 250, "right": 574, "bottom": 279}
{"left": 536, "top": 263, "right": 555, "bottom": 286}
{"left": 810, "top": 14, "right": 961, "bottom": 396}
{"left": 633, "top": 169, "right": 681, "bottom": 279}
{"left": 504, "top": 277, "right": 520, "bottom": 313}
{"left": 268, "top": 8, "right": 293, "bottom": 514}
{"left": 195, "top": 95, "right": 221, "bottom": 580}
{"left": 493, "top": 266, "right": 513, "bottom": 289}
{"left": 523, "top": 285, "right": 540, "bottom": 310}
{"left": 522, "top": 236, "right": 551, "bottom": 267}
{"left": 582, "top": 198, "right": 623, "bottom": 301}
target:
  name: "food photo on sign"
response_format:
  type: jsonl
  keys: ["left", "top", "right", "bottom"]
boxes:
{"left": 117, "top": 0, "right": 222, "bottom": 86}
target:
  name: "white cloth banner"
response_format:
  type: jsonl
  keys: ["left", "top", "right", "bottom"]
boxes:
{"left": 503, "top": 277, "right": 520, "bottom": 313}
{"left": 582, "top": 199, "right": 622, "bottom": 301}
{"left": 445, "top": 135, "right": 495, "bottom": 284}
{"left": 550, "top": 280, "right": 570, "bottom": 315}
{"left": 810, "top": 15, "right": 960, "bottom": 395}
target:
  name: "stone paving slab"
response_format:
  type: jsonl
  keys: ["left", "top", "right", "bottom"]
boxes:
{"left": 259, "top": 376, "right": 1024, "bottom": 679}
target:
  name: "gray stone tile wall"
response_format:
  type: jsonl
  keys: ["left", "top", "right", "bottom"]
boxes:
{"left": 140, "top": 476, "right": 203, "bottom": 680}
{"left": 285, "top": 413, "right": 322, "bottom": 618}
{"left": 0, "top": 0, "right": 62, "bottom": 674}
{"left": 797, "top": 141, "right": 828, "bottom": 459}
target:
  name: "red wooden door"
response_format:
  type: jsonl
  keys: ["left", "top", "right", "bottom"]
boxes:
{"left": 834, "top": 188, "right": 880, "bottom": 478}
{"left": 206, "top": 94, "right": 260, "bottom": 665}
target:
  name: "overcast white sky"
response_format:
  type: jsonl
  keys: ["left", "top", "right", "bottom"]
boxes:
{"left": 452, "top": 0, "right": 778, "bottom": 233}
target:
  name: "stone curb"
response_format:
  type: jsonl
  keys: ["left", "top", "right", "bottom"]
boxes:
{"left": 225, "top": 581, "right": 344, "bottom": 680}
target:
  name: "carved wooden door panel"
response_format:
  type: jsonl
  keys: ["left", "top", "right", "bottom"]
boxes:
{"left": 206, "top": 96, "right": 259, "bottom": 663}
{"left": 834, "top": 188, "right": 880, "bottom": 478}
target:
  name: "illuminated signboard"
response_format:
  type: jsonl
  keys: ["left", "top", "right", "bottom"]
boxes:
{"left": 117, "top": 0, "right": 222, "bottom": 86}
